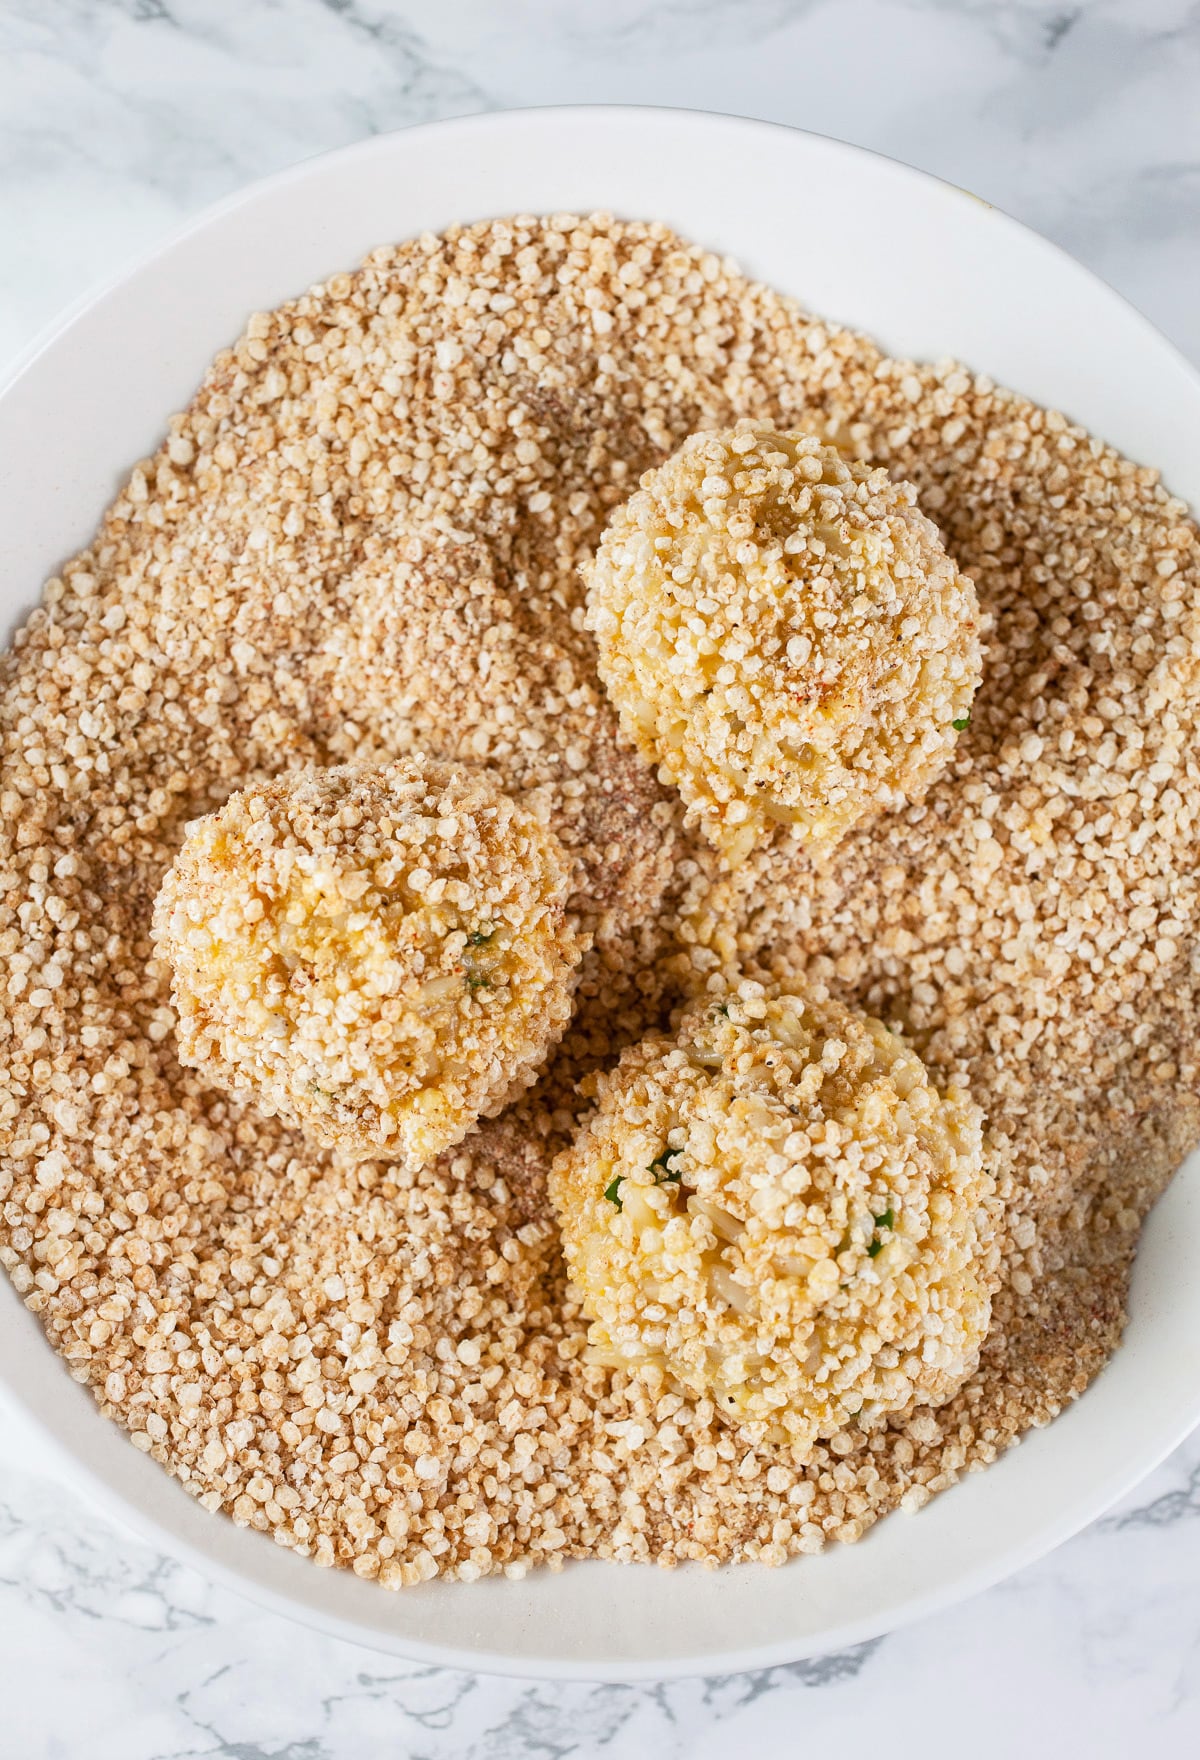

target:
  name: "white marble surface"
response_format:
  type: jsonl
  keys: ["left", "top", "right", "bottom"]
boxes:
{"left": 2, "top": 0, "right": 1200, "bottom": 1752}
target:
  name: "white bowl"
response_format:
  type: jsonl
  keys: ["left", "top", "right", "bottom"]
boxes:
{"left": 3, "top": 106, "right": 1200, "bottom": 1682}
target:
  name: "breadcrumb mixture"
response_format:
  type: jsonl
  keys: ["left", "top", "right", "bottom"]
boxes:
{"left": 2, "top": 214, "right": 1199, "bottom": 1584}
{"left": 153, "top": 759, "right": 583, "bottom": 1168}
{"left": 550, "top": 982, "right": 995, "bottom": 1451}
{"left": 586, "top": 426, "right": 981, "bottom": 857}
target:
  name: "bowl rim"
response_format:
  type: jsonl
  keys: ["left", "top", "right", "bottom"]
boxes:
{"left": 6, "top": 102, "right": 1199, "bottom": 409}
{"left": 3, "top": 102, "right": 1200, "bottom": 1682}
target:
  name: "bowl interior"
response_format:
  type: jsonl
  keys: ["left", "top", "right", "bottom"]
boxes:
{"left": 3, "top": 107, "right": 1200, "bottom": 1679}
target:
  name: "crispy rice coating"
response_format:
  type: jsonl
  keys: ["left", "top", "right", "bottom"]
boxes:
{"left": 550, "top": 983, "right": 995, "bottom": 1453}
{"left": 2, "top": 214, "right": 1198, "bottom": 1582}
{"left": 586, "top": 426, "right": 981, "bottom": 857}
{"left": 153, "top": 760, "right": 583, "bottom": 1167}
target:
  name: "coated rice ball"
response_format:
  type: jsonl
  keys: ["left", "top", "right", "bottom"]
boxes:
{"left": 549, "top": 983, "right": 996, "bottom": 1453}
{"left": 152, "top": 758, "right": 585, "bottom": 1166}
{"left": 584, "top": 424, "right": 982, "bottom": 859}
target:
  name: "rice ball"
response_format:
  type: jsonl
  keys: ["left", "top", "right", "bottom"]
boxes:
{"left": 152, "top": 758, "right": 584, "bottom": 1166}
{"left": 585, "top": 425, "right": 982, "bottom": 860}
{"left": 549, "top": 983, "right": 996, "bottom": 1452}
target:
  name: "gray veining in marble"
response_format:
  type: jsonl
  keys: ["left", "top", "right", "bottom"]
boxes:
{"left": 3, "top": 1403, "right": 1200, "bottom": 1757}
{"left": 1, "top": 1, "right": 1199, "bottom": 1754}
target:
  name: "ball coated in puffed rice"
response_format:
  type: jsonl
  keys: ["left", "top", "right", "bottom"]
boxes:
{"left": 152, "top": 758, "right": 585, "bottom": 1167}
{"left": 549, "top": 983, "right": 997, "bottom": 1453}
{"left": 585, "top": 425, "right": 982, "bottom": 859}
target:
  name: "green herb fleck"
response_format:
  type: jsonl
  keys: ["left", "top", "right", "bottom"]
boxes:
{"left": 468, "top": 928, "right": 495, "bottom": 947}
{"left": 604, "top": 1177, "right": 623, "bottom": 1210}
{"left": 465, "top": 972, "right": 491, "bottom": 991}
{"left": 715, "top": 1002, "right": 731, "bottom": 1019}
{"left": 648, "top": 1148, "right": 683, "bottom": 1185}
{"left": 865, "top": 1207, "right": 894, "bottom": 1257}
{"left": 952, "top": 715, "right": 970, "bottom": 731}
{"left": 308, "top": 1082, "right": 334, "bottom": 1099}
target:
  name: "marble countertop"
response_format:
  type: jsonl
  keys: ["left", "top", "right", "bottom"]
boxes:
{"left": 2, "top": 0, "right": 1199, "bottom": 1753}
